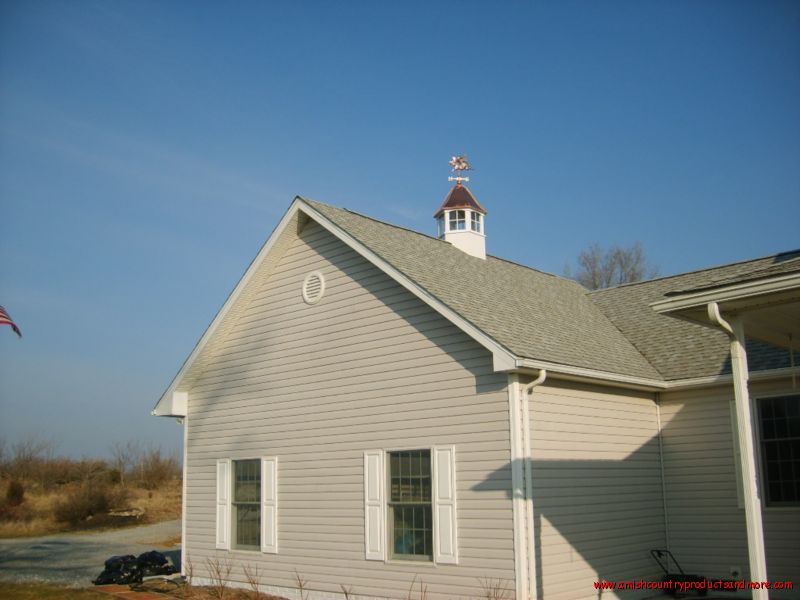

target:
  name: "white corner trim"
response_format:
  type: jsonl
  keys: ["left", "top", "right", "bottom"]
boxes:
{"left": 299, "top": 201, "right": 518, "bottom": 370}
{"left": 180, "top": 415, "right": 188, "bottom": 575}
{"left": 507, "top": 374, "right": 530, "bottom": 600}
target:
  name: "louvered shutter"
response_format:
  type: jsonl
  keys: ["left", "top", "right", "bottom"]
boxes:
{"left": 433, "top": 446, "right": 458, "bottom": 564}
{"left": 216, "top": 459, "right": 231, "bottom": 550}
{"left": 364, "top": 450, "right": 385, "bottom": 560}
{"left": 261, "top": 457, "right": 278, "bottom": 553}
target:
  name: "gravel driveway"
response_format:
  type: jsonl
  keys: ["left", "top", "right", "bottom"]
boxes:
{"left": 0, "top": 520, "right": 181, "bottom": 586}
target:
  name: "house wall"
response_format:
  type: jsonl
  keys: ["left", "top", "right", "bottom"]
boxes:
{"left": 660, "top": 378, "right": 800, "bottom": 598}
{"left": 528, "top": 379, "right": 665, "bottom": 600}
{"left": 183, "top": 220, "right": 516, "bottom": 600}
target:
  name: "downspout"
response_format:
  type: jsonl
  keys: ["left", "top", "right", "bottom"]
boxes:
{"left": 522, "top": 370, "right": 546, "bottom": 600}
{"left": 707, "top": 302, "right": 768, "bottom": 599}
{"left": 654, "top": 393, "right": 670, "bottom": 552}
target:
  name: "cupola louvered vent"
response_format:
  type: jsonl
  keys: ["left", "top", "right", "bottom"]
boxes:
{"left": 302, "top": 271, "right": 325, "bottom": 305}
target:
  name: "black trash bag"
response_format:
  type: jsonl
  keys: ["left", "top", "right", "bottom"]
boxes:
{"left": 92, "top": 561, "right": 143, "bottom": 585}
{"left": 136, "top": 550, "right": 177, "bottom": 576}
{"left": 104, "top": 554, "right": 137, "bottom": 571}
{"left": 93, "top": 550, "right": 177, "bottom": 585}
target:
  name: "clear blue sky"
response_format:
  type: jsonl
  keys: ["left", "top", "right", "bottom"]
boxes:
{"left": 1, "top": 1, "right": 798, "bottom": 457}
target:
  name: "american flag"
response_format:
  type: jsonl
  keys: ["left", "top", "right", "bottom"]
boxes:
{"left": 0, "top": 305, "right": 22, "bottom": 338}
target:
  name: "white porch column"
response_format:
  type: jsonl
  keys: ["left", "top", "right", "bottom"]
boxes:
{"left": 711, "top": 305, "right": 768, "bottom": 598}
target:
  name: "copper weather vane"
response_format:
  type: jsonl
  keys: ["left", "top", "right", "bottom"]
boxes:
{"left": 448, "top": 154, "right": 472, "bottom": 184}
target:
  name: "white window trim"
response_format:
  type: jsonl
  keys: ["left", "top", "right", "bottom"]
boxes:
{"left": 364, "top": 446, "right": 458, "bottom": 565}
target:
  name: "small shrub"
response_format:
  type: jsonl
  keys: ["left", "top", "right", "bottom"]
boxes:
{"left": 0, "top": 498, "right": 34, "bottom": 522}
{"left": 6, "top": 480, "right": 25, "bottom": 506}
{"left": 136, "top": 447, "right": 180, "bottom": 490}
{"left": 108, "top": 468, "right": 122, "bottom": 485}
{"left": 53, "top": 485, "right": 112, "bottom": 526}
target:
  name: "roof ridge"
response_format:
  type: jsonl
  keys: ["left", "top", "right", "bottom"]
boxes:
{"left": 301, "top": 196, "right": 446, "bottom": 243}
{"left": 301, "top": 197, "right": 582, "bottom": 283}
{"left": 588, "top": 248, "right": 800, "bottom": 294}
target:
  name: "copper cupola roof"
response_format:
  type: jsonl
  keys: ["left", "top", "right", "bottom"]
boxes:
{"left": 433, "top": 183, "right": 488, "bottom": 218}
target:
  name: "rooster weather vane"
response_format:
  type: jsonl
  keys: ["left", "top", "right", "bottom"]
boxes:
{"left": 448, "top": 154, "right": 472, "bottom": 184}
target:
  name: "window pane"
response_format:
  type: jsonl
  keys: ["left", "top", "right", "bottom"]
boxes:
{"left": 234, "top": 459, "right": 260, "bottom": 503}
{"left": 235, "top": 503, "right": 260, "bottom": 548}
{"left": 392, "top": 504, "right": 432, "bottom": 558}
{"left": 471, "top": 212, "right": 481, "bottom": 232}
{"left": 759, "top": 396, "right": 800, "bottom": 505}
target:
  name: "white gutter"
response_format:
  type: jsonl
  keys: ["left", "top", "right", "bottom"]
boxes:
{"left": 707, "top": 302, "right": 768, "bottom": 598}
{"left": 651, "top": 272, "right": 800, "bottom": 314}
{"left": 522, "top": 370, "right": 546, "bottom": 600}
{"left": 514, "top": 358, "right": 663, "bottom": 391}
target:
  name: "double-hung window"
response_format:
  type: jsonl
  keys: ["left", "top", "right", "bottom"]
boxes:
{"left": 758, "top": 395, "right": 800, "bottom": 506}
{"left": 364, "top": 446, "right": 457, "bottom": 564}
{"left": 216, "top": 457, "right": 278, "bottom": 553}
{"left": 388, "top": 450, "right": 432, "bottom": 559}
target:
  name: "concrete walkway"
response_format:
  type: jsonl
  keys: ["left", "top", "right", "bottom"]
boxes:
{"left": 0, "top": 520, "right": 181, "bottom": 587}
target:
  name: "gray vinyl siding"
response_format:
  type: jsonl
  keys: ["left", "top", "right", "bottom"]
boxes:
{"left": 660, "top": 379, "right": 800, "bottom": 598}
{"left": 184, "top": 220, "right": 515, "bottom": 600}
{"left": 529, "top": 380, "right": 665, "bottom": 600}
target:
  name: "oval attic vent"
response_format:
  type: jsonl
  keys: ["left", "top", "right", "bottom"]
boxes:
{"left": 302, "top": 271, "right": 325, "bottom": 305}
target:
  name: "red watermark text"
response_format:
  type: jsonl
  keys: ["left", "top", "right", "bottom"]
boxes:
{"left": 594, "top": 579, "right": 794, "bottom": 592}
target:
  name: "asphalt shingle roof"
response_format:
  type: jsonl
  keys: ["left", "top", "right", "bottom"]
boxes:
{"left": 303, "top": 199, "right": 793, "bottom": 383}
{"left": 304, "top": 199, "right": 661, "bottom": 380}
{"left": 589, "top": 251, "right": 798, "bottom": 380}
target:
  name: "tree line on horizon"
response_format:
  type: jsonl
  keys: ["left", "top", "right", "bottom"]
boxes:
{"left": 566, "top": 241, "right": 659, "bottom": 289}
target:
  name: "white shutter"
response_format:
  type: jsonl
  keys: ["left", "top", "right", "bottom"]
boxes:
{"left": 433, "top": 445, "right": 458, "bottom": 564}
{"left": 216, "top": 459, "right": 231, "bottom": 550}
{"left": 261, "top": 457, "right": 278, "bottom": 553}
{"left": 364, "top": 450, "right": 385, "bottom": 561}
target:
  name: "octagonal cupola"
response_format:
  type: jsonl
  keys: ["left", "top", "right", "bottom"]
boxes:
{"left": 434, "top": 155, "right": 487, "bottom": 259}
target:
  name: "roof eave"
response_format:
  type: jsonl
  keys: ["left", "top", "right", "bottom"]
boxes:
{"left": 651, "top": 272, "right": 800, "bottom": 350}
{"left": 151, "top": 198, "right": 308, "bottom": 417}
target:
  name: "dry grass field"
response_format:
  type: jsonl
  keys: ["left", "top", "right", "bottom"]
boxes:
{"left": 0, "top": 439, "right": 182, "bottom": 538}
{"left": 0, "top": 479, "right": 182, "bottom": 538}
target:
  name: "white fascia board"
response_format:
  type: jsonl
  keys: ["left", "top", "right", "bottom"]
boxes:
{"left": 299, "top": 201, "right": 519, "bottom": 371}
{"left": 514, "top": 357, "right": 665, "bottom": 391}
{"left": 662, "top": 365, "right": 800, "bottom": 391}
{"left": 650, "top": 273, "right": 800, "bottom": 316}
{"left": 152, "top": 199, "right": 307, "bottom": 417}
